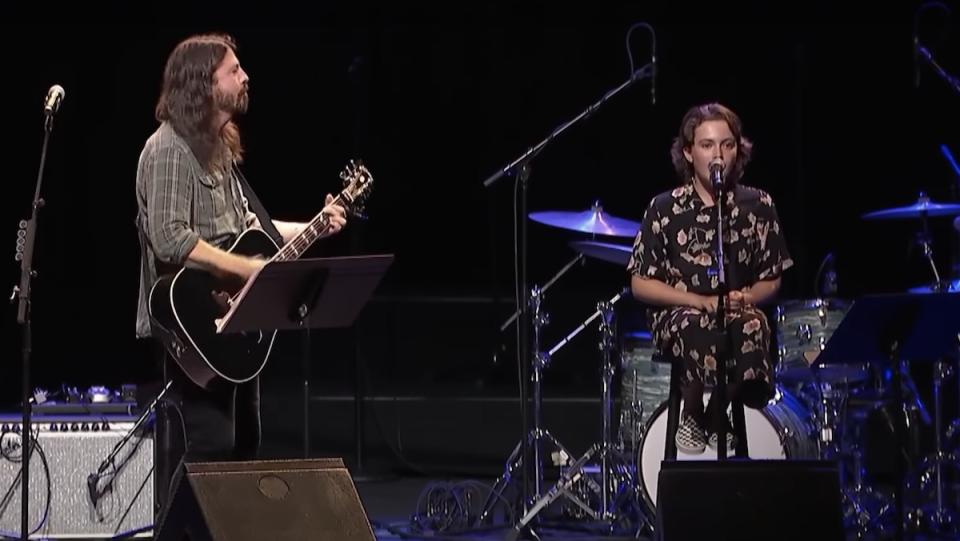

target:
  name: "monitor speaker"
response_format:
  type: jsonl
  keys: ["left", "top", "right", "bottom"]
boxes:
{"left": 155, "top": 458, "right": 374, "bottom": 541}
{"left": 655, "top": 459, "right": 845, "bottom": 541}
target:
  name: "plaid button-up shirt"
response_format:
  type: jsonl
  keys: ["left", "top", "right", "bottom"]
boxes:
{"left": 135, "top": 122, "right": 256, "bottom": 338}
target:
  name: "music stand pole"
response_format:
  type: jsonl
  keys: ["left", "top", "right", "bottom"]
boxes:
{"left": 295, "top": 268, "right": 330, "bottom": 458}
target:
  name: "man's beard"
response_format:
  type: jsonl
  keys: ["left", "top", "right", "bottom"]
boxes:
{"left": 215, "top": 87, "right": 249, "bottom": 116}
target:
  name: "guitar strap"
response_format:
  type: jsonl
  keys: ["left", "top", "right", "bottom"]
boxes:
{"left": 232, "top": 162, "right": 286, "bottom": 247}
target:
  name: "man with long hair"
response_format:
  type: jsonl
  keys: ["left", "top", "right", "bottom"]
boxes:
{"left": 134, "top": 32, "right": 348, "bottom": 516}
{"left": 627, "top": 103, "right": 792, "bottom": 454}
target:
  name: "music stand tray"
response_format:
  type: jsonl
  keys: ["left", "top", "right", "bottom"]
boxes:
{"left": 216, "top": 254, "right": 394, "bottom": 334}
{"left": 815, "top": 292, "right": 960, "bottom": 367}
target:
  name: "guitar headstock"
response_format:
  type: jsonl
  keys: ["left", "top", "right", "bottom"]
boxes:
{"left": 339, "top": 159, "right": 373, "bottom": 217}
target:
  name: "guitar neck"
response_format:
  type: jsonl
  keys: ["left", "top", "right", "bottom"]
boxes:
{"left": 271, "top": 192, "right": 352, "bottom": 262}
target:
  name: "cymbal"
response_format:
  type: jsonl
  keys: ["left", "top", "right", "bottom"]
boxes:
{"left": 624, "top": 330, "right": 653, "bottom": 342}
{"left": 862, "top": 193, "right": 960, "bottom": 220}
{"left": 908, "top": 279, "right": 960, "bottom": 294}
{"left": 530, "top": 202, "right": 640, "bottom": 237}
{"left": 569, "top": 240, "right": 632, "bottom": 266}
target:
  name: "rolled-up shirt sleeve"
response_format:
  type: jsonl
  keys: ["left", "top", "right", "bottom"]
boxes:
{"left": 144, "top": 143, "right": 199, "bottom": 265}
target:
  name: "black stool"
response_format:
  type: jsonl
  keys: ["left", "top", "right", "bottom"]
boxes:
{"left": 652, "top": 350, "right": 749, "bottom": 459}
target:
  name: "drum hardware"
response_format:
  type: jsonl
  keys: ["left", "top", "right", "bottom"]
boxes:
{"left": 910, "top": 358, "right": 960, "bottom": 537}
{"left": 862, "top": 192, "right": 960, "bottom": 294}
{"left": 497, "top": 253, "right": 584, "bottom": 334}
{"left": 488, "top": 197, "right": 647, "bottom": 535}
{"left": 775, "top": 296, "right": 911, "bottom": 539}
{"left": 810, "top": 357, "right": 936, "bottom": 540}
{"left": 841, "top": 422, "right": 896, "bottom": 540}
{"left": 820, "top": 367, "right": 898, "bottom": 539}
{"left": 618, "top": 331, "right": 670, "bottom": 456}
{"left": 479, "top": 285, "right": 588, "bottom": 525}
{"left": 508, "top": 288, "right": 650, "bottom": 536}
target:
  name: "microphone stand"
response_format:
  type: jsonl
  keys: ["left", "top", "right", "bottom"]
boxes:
{"left": 917, "top": 44, "right": 960, "bottom": 97}
{"left": 88, "top": 381, "right": 171, "bottom": 522}
{"left": 710, "top": 171, "right": 734, "bottom": 461}
{"left": 482, "top": 64, "right": 652, "bottom": 539}
{"left": 12, "top": 103, "right": 59, "bottom": 541}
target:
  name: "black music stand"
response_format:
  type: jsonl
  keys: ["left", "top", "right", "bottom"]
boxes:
{"left": 815, "top": 292, "right": 960, "bottom": 541}
{"left": 217, "top": 254, "right": 394, "bottom": 459}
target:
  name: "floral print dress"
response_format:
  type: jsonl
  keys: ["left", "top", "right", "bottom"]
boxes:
{"left": 626, "top": 182, "right": 793, "bottom": 408}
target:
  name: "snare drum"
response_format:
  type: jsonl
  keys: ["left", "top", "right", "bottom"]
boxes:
{"left": 775, "top": 298, "right": 866, "bottom": 384}
{"left": 637, "top": 387, "right": 818, "bottom": 512}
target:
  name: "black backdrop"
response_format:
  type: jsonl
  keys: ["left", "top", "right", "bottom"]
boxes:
{"left": 3, "top": 6, "right": 959, "bottom": 469}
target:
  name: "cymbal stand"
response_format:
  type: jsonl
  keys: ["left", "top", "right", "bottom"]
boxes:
{"left": 914, "top": 359, "right": 959, "bottom": 536}
{"left": 814, "top": 379, "right": 843, "bottom": 461}
{"left": 915, "top": 195, "right": 945, "bottom": 291}
{"left": 945, "top": 347, "right": 960, "bottom": 450}
{"left": 478, "top": 285, "right": 587, "bottom": 528}
{"left": 498, "top": 254, "right": 584, "bottom": 334}
{"left": 843, "top": 423, "right": 895, "bottom": 540}
{"left": 505, "top": 289, "right": 649, "bottom": 538}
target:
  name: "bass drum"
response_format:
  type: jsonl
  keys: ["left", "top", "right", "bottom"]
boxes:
{"left": 637, "top": 387, "right": 818, "bottom": 512}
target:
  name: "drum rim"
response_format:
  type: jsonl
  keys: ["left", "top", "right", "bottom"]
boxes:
{"left": 635, "top": 388, "right": 805, "bottom": 513}
{"left": 776, "top": 297, "right": 852, "bottom": 313}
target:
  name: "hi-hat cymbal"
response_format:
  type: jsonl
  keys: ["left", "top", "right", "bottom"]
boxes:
{"left": 569, "top": 240, "right": 633, "bottom": 266}
{"left": 862, "top": 193, "right": 960, "bottom": 220}
{"left": 530, "top": 202, "right": 640, "bottom": 237}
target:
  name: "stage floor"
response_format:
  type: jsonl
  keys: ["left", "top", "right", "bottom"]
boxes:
{"left": 356, "top": 475, "right": 650, "bottom": 541}
{"left": 355, "top": 475, "right": 960, "bottom": 541}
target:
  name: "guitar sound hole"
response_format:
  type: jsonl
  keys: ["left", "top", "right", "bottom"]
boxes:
{"left": 211, "top": 291, "right": 231, "bottom": 315}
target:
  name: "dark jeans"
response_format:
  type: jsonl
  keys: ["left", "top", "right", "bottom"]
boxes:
{"left": 152, "top": 341, "right": 261, "bottom": 528}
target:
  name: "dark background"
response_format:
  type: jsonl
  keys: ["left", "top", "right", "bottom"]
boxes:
{"left": 3, "top": 5, "right": 959, "bottom": 474}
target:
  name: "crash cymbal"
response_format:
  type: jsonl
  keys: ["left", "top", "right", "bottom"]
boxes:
{"left": 908, "top": 279, "right": 960, "bottom": 294}
{"left": 530, "top": 201, "right": 640, "bottom": 237}
{"left": 862, "top": 193, "right": 960, "bottom": 220}
{"left": 569, "top": 240, "right": 633, "bottom": 266}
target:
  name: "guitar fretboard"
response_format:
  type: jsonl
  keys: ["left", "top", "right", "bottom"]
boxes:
{"left": 272, "top": 191, "right": 353, "bottom": 262}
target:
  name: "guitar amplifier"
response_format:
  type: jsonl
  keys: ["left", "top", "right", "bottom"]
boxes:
{"left": 0, "top": 414, "right": 154, "bottom": 539}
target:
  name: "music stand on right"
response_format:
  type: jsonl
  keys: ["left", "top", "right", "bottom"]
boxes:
{"left": 815, "top": 292, "right": 960, "bottom": 541}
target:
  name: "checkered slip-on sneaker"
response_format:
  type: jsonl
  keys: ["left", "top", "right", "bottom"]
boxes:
{"left": 675, "top": 412, "right": 706, "bottom": 454}
{"left": 707, "top": 416, "right": 737, "bottom": 452}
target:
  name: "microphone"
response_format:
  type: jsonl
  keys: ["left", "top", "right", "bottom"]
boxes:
{"left": 709, "top": 159, "right": 724, "bottom": 189}
{"left": 44, "top": 84, "right": 65, "bottom": 116}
